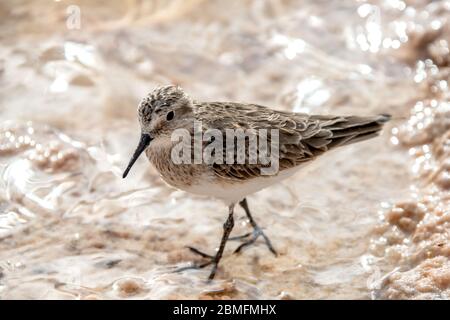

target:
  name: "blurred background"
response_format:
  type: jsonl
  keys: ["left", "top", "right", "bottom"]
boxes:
{"left": 0, "top": 0, "right": 448, "bottom": 299}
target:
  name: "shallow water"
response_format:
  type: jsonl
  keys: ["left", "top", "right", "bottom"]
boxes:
{"left": 0, "top": 0, "right": 448, "bottom": 299}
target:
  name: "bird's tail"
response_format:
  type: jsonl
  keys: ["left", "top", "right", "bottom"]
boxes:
{"left": 322, "top": 114, "right": 391, "bottom": 149}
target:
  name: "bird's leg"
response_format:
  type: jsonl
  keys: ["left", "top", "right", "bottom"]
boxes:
{"left": 230, "top": 198, "right": 277, "bottom": 256}
{"left": 207, "top": 204, "right": 235, "bottom": 280}
{"left": 175, "top": 204, "right": 235, "bottom": 281}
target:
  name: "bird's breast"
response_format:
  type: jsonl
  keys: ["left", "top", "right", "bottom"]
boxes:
{"left": 145, "top": 139, "right": 203, "bottom": 189}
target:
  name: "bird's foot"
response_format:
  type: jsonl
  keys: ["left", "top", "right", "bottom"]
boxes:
{"left": 231, "top": 226, "right": 277, "bottom": 256}
{"left": 174, "top": 246, "right": 219, "bottom": 280}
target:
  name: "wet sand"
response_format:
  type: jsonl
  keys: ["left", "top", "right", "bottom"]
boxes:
{"left": 0, "top": 0, "right": 448, "bottom": 299}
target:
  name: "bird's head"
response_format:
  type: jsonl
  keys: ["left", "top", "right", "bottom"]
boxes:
{"left": 123, "top": 85, "right": 194, "bottom": 178}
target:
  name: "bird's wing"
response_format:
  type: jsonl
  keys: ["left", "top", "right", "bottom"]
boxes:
{"left": 194, "top": 102, "right": 390, "bottom": 181}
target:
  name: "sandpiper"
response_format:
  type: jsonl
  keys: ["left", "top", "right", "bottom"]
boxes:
{"left": 123, "top": 85, "right": 391, "bottom": 280}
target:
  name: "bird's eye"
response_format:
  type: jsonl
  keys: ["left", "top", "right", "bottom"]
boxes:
{"left": 166, "top": 111, "right": 175, "bottom": 121}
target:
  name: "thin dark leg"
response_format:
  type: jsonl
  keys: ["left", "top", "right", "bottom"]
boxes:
{"left": 175, "top": 204, "right": 235, "bottom": 281}
{"left": 239, "top": 198, "right": 258, "bottom": 229}
{"left": 208, "top": 204, "right": 235, "bottom": 280}
{"left": 232, "top": 198, "right": 277, "bottom": 256}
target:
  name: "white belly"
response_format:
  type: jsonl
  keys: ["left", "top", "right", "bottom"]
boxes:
{"left": 180, "top": 166, "right": 302, "bottom": 205}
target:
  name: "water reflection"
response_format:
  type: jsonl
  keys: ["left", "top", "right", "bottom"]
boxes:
{"left": 292, "top": 78, "right": 330, "bottom": 113}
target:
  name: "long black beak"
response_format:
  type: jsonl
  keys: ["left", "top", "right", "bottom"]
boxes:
{"left": 122, "top": 133, "right": 152, "bottom": 179}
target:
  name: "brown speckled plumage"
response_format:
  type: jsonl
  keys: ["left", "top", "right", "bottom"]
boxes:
{"left": 195, "top": 102, "right": 390, "bottom": 181}
{"left": 135, "top": 85, "right": 390, "bottom": 184}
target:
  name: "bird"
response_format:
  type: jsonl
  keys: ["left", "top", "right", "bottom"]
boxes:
{"left": 122, "top": 84, "right": 391, "bottom": 280}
